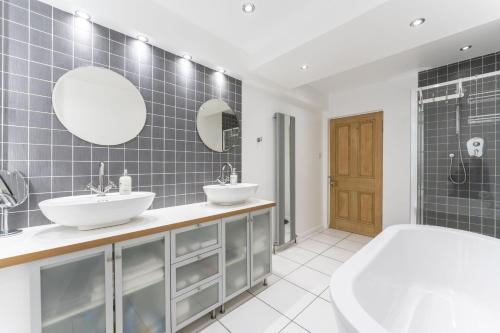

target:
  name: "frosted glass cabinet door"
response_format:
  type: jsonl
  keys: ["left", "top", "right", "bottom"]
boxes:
{"left": 223, "top": 213, "right": 250, "bottom": 300}
{"left": 171, "top": 220, "right": 221, "bottom": 263}
{"left": 32, "top": 246, "right": 113, "bottom": 333}
{"left": 115, "top": 233, "right": 169, "bottom": 333}
{"left": 250, "top": 209, "right": 272, "bottom": 286}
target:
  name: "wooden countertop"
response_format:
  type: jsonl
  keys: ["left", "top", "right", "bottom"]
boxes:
{"left": 0, "top": 198, "right": 274, "bottom": 268}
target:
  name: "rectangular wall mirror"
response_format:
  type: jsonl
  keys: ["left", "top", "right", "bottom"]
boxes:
{"left": 274, "top": 113, "right": 296, "bottom": 250}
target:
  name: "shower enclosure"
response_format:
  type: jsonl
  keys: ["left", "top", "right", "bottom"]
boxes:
{"left": 416, "top": 66, "right": 500, "bottom": 238}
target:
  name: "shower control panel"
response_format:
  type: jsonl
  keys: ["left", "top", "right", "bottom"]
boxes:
{"left": 467, "top": 137, "right": 484, "bottom": 157}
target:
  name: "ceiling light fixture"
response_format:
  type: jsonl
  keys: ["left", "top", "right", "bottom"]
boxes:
{"left": 300, "top": 64, "right": 309, "bottom": 71}
{"left": 409, "top": 18, "right": 425, "bottom": 27}
{"left": 460, "top": 45, "right": 472, "bottom": 51}
{"left": 137, "top": 34, "right": 149, "bottom": 43}
{"left": 242, "top": 3, "right": 256, "bottom": 14}
{"left": 217, "top": 67, "right": 226, "bottom": 74}
{"left": 75, "top": 10, "right": 91, "bottom": 21}
{"left": 182, "top": 54, "right": 192, "bottom": 60}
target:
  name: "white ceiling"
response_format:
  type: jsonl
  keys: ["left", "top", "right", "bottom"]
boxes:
{"left": 153, "top": 0, "right": 388, "bottom": 63}
{"left": 43, "top": 0, "right": 500, "bottom": 108}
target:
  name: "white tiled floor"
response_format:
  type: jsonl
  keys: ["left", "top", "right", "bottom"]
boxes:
{"left": 180, "top": 228, "right": 372, "bottom": 333}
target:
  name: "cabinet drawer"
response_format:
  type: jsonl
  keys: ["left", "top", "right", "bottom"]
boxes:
{"left": 171, "top": 249, "right": 221, "bottom": 298}
{"left": 171, "top": 220, "right": 221, "bottom": 263}
{"left": 171, "top": 278, "right": 222, "bottom": 331}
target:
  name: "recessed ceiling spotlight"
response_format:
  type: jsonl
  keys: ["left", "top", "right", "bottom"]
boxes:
{"left": 137, "top": 34, "right": 149, "bottom": 43}
{"left": 460, "top": 45, "right": 472, "bottom": 51}
{"left": 409, "top": 18, "right": 426, "bottom": 27}
{"left": 242, "top": 3, "right": 256, "bottom": 13}
{"left": 217, "top": 67, "right": 226, "bottom": 74}
{"left": 182, "top": 54, "right": 192, "bottom": 60}
{"left": 75, "top": 10, "right": 91, "bottom": 20}
{"left": 300, "top": 64, "right": 309, "bottom": 71}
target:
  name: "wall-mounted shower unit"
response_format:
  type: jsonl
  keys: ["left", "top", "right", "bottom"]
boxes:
{"left": 416, "top": 63, "right": 500, "bottom": 238}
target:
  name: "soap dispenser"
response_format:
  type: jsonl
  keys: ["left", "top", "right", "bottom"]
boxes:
{"left": 230, "top": 168, "right": 238, "bottom": 185}
{"left": 119, "top": 169, "right": 132, "bottom": 195}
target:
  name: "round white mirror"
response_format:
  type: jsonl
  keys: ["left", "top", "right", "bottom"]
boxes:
{"left": 53, "top": 66, "right": 146, "bottom": 146}
{"left": 197, "top": 99, "right": 239, "bottom": 152}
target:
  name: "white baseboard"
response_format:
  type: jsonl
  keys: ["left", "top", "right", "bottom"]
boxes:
{"left": 296, "top": 224, "right": 324, "bottom": 241}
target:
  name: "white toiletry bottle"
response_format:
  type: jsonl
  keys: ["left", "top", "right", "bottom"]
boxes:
{"left": 230, "top": 168, "right": 238, "bottom": 185}
{"left": 119, "top": 169, "right": 132, "bottom": 195}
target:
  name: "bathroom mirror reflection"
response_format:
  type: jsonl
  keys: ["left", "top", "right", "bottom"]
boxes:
{"left": 274, "top": 113, "right": 296, "bottom": 249}
{"left": 197, "top": 99, "right": 239, "bottom": 152}
{"left": 52, "top": 66, "right": 147, "bottom": 146}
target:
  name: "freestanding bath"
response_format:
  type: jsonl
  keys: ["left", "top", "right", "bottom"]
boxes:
{"left": 330, "top": 225, "right": 500, "bottom": 333}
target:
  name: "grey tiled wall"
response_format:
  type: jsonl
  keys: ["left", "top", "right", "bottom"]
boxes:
{"left": 418, "top": 51, "right": 500, "bottom": 238}
{"left": 0, "top": 0, "right": 242, "bottom": 228}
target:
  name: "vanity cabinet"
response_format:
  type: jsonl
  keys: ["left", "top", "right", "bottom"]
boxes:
{"left": 114, "top": 233, "right": 170, "bottom": 333}
{"left": 221, "top": 209, "right": 272, "bottom": 302}
{"left": 11, "top": 201, "right": 274, "bottom": 333}
{"left": 30, "top": 246, "right": 114, "bottom": 333}
{"left": 250, "top": 209, "right": 273, "bottom": 286}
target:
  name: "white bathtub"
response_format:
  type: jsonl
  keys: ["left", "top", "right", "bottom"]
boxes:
{"left": 330, "top": 225, "right": 500, "bottom": 333}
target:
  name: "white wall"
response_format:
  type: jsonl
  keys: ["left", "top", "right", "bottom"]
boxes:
{"left": 322, "top": 70, "right": 418, "bottom": 229}
{"left": 242, "top": 83, "right": 324, "bottom": 237}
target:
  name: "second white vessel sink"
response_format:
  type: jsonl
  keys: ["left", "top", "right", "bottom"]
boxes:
{"left": 39, "top": 192, "right": 155, "bottom": 230}
{"left": 203, "top": 183, "right": 258, "bottom": 205}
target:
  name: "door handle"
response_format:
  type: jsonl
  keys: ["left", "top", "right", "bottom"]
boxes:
{"left": 329, "top": 176, "right": 336, "bottom": 187}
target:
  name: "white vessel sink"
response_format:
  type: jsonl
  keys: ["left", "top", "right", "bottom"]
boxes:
{"left": 203, "top": 183, "right": 258, "bottom": 205}
{"left": 39, "top": 192, "right": 155, "bottom": 230}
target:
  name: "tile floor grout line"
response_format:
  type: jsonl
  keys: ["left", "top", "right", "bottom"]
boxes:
{"left": 279, "top": 319, "right": 312, "bottom": 333}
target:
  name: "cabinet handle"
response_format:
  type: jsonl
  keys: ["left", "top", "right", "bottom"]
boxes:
{"left": 115, "top": 255, "right": 122, "bottom": 260}
{"left": 197, "top": 224, "right": 201, "bottom": 228}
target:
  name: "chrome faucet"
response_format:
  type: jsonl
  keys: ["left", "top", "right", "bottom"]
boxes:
{"left": 216, "top": 163, "right": 233, "bottom": 185}
{"left": 87, "top": 162, "right": 117, "bottom": 196}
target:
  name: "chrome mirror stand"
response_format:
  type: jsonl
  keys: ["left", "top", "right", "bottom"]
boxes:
{"left": 0, "top": 207, "right": 22, "bottom": 237}
{"left": 0, "top": 170, "right": 28, "bottom": 237}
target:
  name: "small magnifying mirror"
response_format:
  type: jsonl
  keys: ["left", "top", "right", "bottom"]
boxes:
{"left": 0, "top": 170, "right": 28, "bottom": 237}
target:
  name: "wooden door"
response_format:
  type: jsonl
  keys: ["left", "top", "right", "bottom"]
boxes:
{"left": 329, "top": 112, "right": 383, "bottom": 237}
